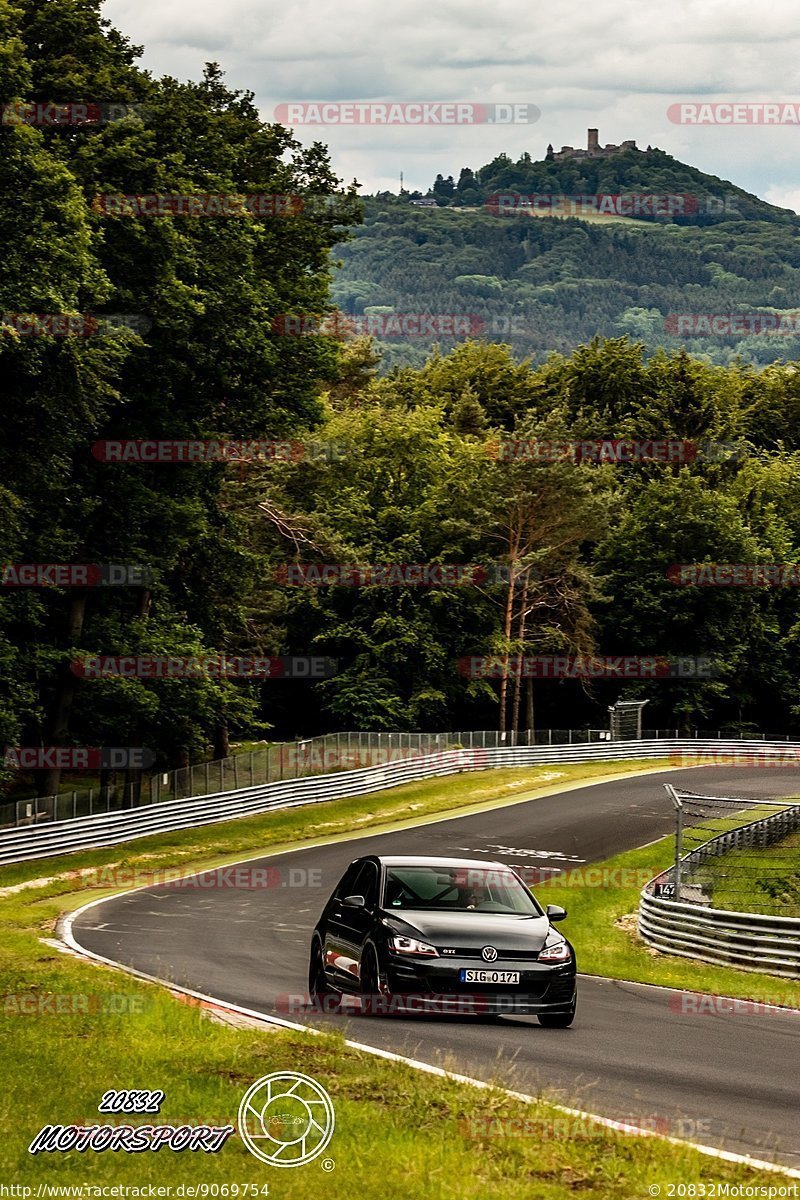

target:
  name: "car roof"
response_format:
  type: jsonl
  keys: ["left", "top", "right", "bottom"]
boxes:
{"left": 371, "top": 855, "right": 509, "bottom": 870}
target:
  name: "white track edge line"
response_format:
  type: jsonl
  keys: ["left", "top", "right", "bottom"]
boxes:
{"left": 60, "top": 901, "right": 800, "bottom": 1179}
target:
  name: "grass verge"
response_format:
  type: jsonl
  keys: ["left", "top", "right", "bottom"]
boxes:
{"left": 541, "top": 829, "right": 800, "bottom": 1003}
{"left": 1, "top": 759, "right": 797, "bottom": 1193}
{"left": 0, "top": 884, "right": 790, "bottom": 1194}
{"left": 691, "top": 826, "right": 800, "bottom": 917}
{"left": 0, "top": 758, "right": 672, "bottom": 890}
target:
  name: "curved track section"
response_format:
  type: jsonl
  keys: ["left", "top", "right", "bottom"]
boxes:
{"left": 69, "top": 766, "right": 800, "bottom": 1169}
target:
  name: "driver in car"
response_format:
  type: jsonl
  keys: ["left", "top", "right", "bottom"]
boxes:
{"left": 456, "top": 883, "right": 485, "bottom": 909}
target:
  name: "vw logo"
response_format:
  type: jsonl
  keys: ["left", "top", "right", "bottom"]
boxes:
{"left": 481, "top": 945, "right": 498, "bottom": 963}
{"left": 238, "top": 1072, "right": 335, "bottom": 1167}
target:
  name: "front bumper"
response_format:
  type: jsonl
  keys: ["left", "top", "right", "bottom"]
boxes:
{"left": 382, "top": 954, "right": 576, "bottom": 1015}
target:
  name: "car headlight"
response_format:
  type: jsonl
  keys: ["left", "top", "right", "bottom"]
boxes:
{"left": 538, "top": 938, "right": 571, "bottom": 963}
{"left": 388, "top": 935, "right": 439, "bottom": 957}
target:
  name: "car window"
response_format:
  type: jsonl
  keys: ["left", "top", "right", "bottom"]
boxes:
{"left": 350, "top": 861, "right": 379, "bottom": 908}
{"left": 382, "top": 865, "right": 541, "bottom": 915}
{"left": 333, "top": 862, "right": 363, "bottom": 901}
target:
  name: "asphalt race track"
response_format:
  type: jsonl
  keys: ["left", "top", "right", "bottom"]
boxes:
{"left": 70, "top": 766, "right": 800, "bottom": 1169}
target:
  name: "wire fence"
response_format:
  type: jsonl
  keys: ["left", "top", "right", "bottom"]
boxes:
{"left": 1, "top": 724, "right": 795, "bottom": 831}
{"left": 652, "top": 789, "right": 800, "bottom": 916}
{"left": 0, "top": 728, "right": 609, "bottom": 828}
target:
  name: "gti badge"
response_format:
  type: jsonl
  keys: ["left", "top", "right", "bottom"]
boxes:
{"left": 481, "top": 945, "right": 498, "bottom": 963}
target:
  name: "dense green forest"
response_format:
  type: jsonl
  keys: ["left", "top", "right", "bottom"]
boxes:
{"left": 332, "top": 150, "right": 800, "bottom": 369}
{"left": 4, "top": 0, "right": 800, "bottom": 805}
{"left": 254, "top": 336, "right": 800, "bottom": 742}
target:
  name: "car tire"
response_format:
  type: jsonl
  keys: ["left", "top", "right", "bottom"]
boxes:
{"left": 308, "top": 937, "right": 340, "bottom": 1013}
{"left": 359, "top": 944, "right": 388, "bottom": 1017}
{"left": 537, "top": 998, "right": 576, "bottom": 1028}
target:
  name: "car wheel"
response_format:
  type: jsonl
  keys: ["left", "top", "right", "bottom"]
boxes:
{"left": 359, "top": 944, "right": 388, "bottom": 1016}
{"left": 537, "top": 999, "right": 576, "bottom": 1028}
{"left": 308, "top": 938, "right": 340, "bottom": 1013}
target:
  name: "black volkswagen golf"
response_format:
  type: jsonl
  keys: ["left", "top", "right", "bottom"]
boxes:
{"left": 308, "top": 854, "right": 576, "bottom": 1026}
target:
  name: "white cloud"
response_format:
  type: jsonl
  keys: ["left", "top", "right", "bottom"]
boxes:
{"left": 105, "top": 0, "right": 800, "bottom": 197}
{"left": 764, "top": 186, "right": 800, "bottom": 215}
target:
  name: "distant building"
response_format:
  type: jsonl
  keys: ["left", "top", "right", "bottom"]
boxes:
{"left": 410, "top": 198, "right": 438, "bottom": 207}
{"left": 545, "top": 129, "right": 639, "bottom": 162}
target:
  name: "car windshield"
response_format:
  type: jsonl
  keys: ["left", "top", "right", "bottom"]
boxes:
{"left": 382, "top": 865, "right": 542, "bottom": 915}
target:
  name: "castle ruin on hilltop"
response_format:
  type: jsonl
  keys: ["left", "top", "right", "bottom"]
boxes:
{"left": 546, "top": 129, "right": 639, "bottom": 162}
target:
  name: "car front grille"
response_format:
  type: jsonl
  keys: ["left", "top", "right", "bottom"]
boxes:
{"left": 441, "top": 947, "right": 541, "bottom": 961}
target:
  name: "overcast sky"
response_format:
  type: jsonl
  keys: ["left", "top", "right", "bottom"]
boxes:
{"left": 105, "top": 0, "right": 800, "bottom": 210}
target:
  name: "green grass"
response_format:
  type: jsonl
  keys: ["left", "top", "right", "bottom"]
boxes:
{"left": 2, "top": 759, "right": 799, "bottom": 1192}
{"left": 2, "top": 978, "right": 788, "bottom": 1196}
{"left": 228, "top": 738, "right": 275, "bottom": 755}
{"left": 541, "top": 829, "right": 800, "bottom": 1004}
{"left": 0, "top": 758, "right": 673, "bottom": 891}
{"left": 0, "top": 854, "right": 789, "bottom": 1193}
{"left": 689, "top": 826, "right": 800, "bottom": 918}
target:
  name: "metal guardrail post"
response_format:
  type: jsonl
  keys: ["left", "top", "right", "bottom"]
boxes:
{"left": 674, "top": 799, "right": 683, "bottom": 899}
{"left": 663, "top": 784, "right": 683, "bottom": 897}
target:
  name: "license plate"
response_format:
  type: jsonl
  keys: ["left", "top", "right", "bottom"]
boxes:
{"left": 460, "top": 969, "right": 520, "bottom": 985}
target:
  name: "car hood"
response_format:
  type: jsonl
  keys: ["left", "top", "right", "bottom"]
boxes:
{"left": 384, "top": 910, "right": 552, "bottom": 950}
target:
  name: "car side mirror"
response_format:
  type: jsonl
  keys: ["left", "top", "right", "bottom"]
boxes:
{"left": 343, "top": 894, "right": 367, "bottom": 908}
{"left": 546, "top": 904, "right": 567, "bottom": 922}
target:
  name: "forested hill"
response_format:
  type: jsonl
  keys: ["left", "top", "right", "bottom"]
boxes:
{"left": 332, "top": 147, "right": 800, "bottom": 370}
{"left": 428, "top": 146, "right": 795, "bottom": 226}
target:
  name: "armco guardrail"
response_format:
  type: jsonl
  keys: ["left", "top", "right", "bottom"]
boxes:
{"left": 7, "top": 725, "right": 782, "bottom": 830}
{"left": 1, "top": 737, "right": 800, "bottom": 867}
{"left": 638, "top": 893, "right": 800, "bottom": 978}
{"left": 1, "top": 728, "right": 616, "bottom": 828}
{"left": 639, "top": 788, "right": 800, "bottom": 978}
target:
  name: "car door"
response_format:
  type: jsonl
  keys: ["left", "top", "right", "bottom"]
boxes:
{"left": 326, "top": 860, "right": 379, "bottom": 989}
{"left": 322, "top": 862, "right": 361, "bottom": 986}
